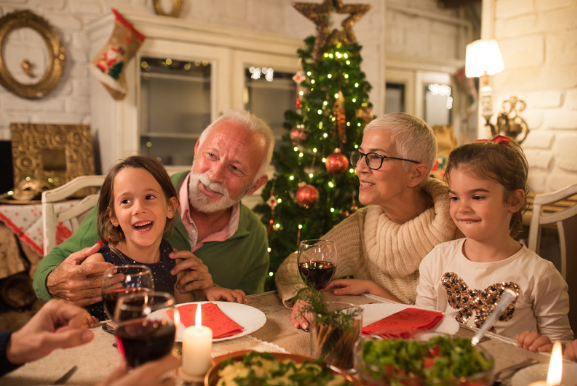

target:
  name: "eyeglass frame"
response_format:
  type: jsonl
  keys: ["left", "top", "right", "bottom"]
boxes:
{"left": 349, "top": 150, "right": 420, "bottom": 170}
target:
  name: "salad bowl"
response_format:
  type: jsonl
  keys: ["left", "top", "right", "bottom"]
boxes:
{"left": 354, "top": 330, "right": 494, "bottom": 386}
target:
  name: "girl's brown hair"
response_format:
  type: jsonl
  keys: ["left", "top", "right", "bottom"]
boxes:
{"left": 97, "top": 155, "right": 178, "bottom": 245}
{"left": 444, "top": 138, "right": 529, "bottom": 237}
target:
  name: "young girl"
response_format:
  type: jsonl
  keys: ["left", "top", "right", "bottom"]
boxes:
{"left": 85, "top": 156, "right": 245, "bottom": 320}
{"left": 415, "top": 136, "right": 573, "bottom": 351}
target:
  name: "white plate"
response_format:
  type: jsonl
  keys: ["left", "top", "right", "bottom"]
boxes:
{"left": 360, "top": 303, "right": 459, "bottom": 335}
{"left": 512, "top": 362, "right": 577, "bottom": 386}
{"left": 169, "top": 301, "right": 266, "bottom": 342}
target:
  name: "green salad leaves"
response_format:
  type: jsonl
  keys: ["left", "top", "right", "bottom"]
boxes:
{"left": 360, "top": 335, "right": 493, "bottom": 386}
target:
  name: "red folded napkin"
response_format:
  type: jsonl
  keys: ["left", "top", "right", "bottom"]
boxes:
{"left": 167, "top": 302, "right": 244, "bottom": 339}
{"left": 362, "top": 307, "right": 444, "bottom": 338}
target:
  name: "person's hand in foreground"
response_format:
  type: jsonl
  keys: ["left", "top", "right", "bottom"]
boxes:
{"left": 204, "top": 286, "right": 247, "bottom": 304}
{"left": 98, "top": 353, "right": 179, "bottom": 386}
{"left": 6, "top": 299, "right": 95, "bottom": 365}
{"left": 170, "top": 250, "right": 213, "bottom": 293}
{"left": 516, "top": 330, "right": 553, "bottom": 353}
{"left": 564, "top": 339, "right": 577, "bottom": 362}
{"left": 47, "top": 243, "right": 114, "bottom": 307}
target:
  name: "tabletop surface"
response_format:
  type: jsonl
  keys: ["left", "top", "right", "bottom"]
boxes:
{"left": 2, "top": 291, "right": 550, "bottom": 386}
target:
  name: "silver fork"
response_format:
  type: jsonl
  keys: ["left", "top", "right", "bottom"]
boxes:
{"left": 493, "top": 358, "right": 539, "bottom": 385}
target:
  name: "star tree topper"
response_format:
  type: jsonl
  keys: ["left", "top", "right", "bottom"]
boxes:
{"left": 292, "top": 0, "right": 371, "bottom": 61}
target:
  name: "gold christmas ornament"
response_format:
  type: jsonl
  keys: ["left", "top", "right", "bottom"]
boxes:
{"left": 292, "top": 0, "right": 371, "bottom": 61}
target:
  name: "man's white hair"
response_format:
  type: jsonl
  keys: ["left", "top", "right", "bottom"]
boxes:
{"left": 198, "top": 110, "right": 275, "bottom": 181}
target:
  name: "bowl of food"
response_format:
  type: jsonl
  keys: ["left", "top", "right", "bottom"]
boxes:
{"left": 354, "top": 330, "right": 494, "bottom": 386}
{"left": 205, "top": 350, "right": 361, "bottom": 386}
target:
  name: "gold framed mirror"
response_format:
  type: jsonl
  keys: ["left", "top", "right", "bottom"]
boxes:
{"left": 0, "top": 10, "right": 66, "bottom": 99}
{"left": 10, "top": 123, "right": 95, "bottom": 189}
{"left": 153, "top": 0, "right": 184, "bottom": 17}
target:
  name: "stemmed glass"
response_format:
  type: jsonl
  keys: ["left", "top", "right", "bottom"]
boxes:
{"left": 297, "top": 239, "right": 337, "bottom": 290}
{"left": 114, "top": 291, "right": 176, "bottom": 368}
{"left": 102, "top": 265, "right": 154, "bottom": 321}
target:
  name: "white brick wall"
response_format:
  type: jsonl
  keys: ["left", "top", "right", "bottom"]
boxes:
{"left": 4, "top": 0, "right": 573, "bottom": 196}
{"left": 492, "top": 0, "right": 577, "bottom": 192}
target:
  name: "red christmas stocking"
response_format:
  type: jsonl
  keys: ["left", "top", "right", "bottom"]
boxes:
{"left": 90, "top": 8, "right": 146, "bottom": 100}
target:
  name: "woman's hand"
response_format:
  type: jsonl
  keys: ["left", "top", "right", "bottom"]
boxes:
{"left": 324, "top": 278, "right": 373, "bottom": 295}
{"left": 204, "top": 286, "right": 247, "bottom": 304}
{"left": 516, "top": 330, "right": 553, "bottom": 352}
{"left": 291, "top": 299, "right": 313, "bottom": 330}
{"left": 324, "top": 279, "right": 400, "bottom": 302}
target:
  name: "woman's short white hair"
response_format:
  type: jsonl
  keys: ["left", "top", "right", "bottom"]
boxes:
{"left": 364, "top": 113, "right": 437, "bottom": 183}
{"left": 198, "top": 110, "right": 275, "bottom": 181}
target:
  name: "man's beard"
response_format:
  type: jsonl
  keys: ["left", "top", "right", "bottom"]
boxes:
{"left": 188, "top": 172, "right": 242, "bottom": 213}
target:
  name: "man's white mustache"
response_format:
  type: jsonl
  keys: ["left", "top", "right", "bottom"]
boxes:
{"left": 196, "top": 173, "right": 228, "bottom": 197}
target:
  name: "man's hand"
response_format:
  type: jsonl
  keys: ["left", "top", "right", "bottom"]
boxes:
{"left": 98, "top": 353, "right": 179, "bottom": 386}
{"left": 169, "top": 250, "right": 213, "bottom": 293}
{"left": 6, "top": 299, "right": 95, "bottom": 365}
{"left": 47, "top": 243, "right": 114, "bottom": 306}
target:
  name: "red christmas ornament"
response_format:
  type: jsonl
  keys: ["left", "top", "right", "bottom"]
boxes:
{"left": 290, "top": 124, "right": 309, "bottom": 144}
{"left": 325, "top": 148, "right": 349, "bottom": 174}
{"left": 295, "top": 183, "right": 319, "bottom": 208}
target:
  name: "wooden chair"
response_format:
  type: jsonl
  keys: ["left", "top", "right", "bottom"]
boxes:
{"left": 527, "top": 183, "right": 577, "bottom": 329}
{"left": 42, "top": 175, "right": 105, "bottom": 255}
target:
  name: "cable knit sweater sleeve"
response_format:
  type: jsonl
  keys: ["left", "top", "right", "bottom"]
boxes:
{"left": 275, "top": 209, "right": 368, "bottom": 307}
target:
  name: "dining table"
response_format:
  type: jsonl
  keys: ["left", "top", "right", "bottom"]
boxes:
{"left": 1, "top": 291, "right": 552, "bottom": 386}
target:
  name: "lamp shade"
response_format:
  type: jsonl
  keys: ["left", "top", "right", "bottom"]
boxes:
{"left": 465, "top": 39, "right": 505, "bottom": 78}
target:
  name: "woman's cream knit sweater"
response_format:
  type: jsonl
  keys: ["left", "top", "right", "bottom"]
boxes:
{"left": 276, "top": 178, "right": 457, "bottom": 306}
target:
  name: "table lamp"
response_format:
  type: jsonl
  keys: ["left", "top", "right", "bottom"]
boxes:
{"left": 465, "top": 39, "right": 504, "bottom": 129}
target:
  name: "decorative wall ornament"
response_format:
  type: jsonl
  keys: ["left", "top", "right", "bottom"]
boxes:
{"left": 10, "top": 124, "right": 95, "bottom": 191}
{"left": 0, "top": 10, "right": 66, "bottom": 99}
{"left": 153, "top": 0, "right": 184, "bottom": 18}
{"left": 492, "top": 96, "right": 529, "bottom": 144}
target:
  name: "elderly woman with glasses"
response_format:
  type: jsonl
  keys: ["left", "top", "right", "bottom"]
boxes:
{"left": 275, "top": 113, "right": 460, "bottom": 330}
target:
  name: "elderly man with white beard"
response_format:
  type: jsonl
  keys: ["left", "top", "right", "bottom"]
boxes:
{"left": 33, "top": 110, "right": 274, "bottom": 306}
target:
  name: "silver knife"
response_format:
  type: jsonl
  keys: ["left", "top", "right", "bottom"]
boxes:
{"left": 53, "top": 365, "right": 77, "bottom": 385}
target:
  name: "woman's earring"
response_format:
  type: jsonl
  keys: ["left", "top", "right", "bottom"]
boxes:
{"left": 167, "top": 213, "right": 173, "bottom": 219}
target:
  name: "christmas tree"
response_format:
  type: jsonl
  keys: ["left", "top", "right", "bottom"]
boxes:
{"left": 253, "top": 0, "right": 373, "bottom": 291}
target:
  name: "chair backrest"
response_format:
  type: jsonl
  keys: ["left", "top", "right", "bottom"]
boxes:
{"left": 527, "top": 183, "right": 577, "bottom": 331}
{"left": 42, "top": 175, "right": 105, "bottom": 255}
{"left": 527, "top": 183, "right": 577, "bottom": 280}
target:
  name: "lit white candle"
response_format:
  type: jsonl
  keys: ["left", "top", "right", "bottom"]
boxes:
{"left": 528, "top": 341, "right": 564, "bottom": 386}
{"left": 182, "top": 304, "right": 213, "bottom": 377}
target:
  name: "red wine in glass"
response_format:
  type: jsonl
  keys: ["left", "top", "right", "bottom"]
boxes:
{"left": 104, "top": 287, "right": 151, "bottom": 322}
{"left": 297, "top": 239, "right": 337, "bottom": 290}
{"left": 298, "top": 261, "right": 337, "bottom": 290}
{"left": 102, "top": 265, "right": 154, "bottom": 321}
{"left": 116, "top": 318, "right": 176, "bottom": 368}
{"left": 114, "top": 291, "right": 175, "bottom": 368}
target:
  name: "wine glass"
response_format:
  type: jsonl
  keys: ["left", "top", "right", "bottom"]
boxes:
{"left": 102, "top": 265, "right": 154, "bottom": 321}
{"left": 114, "top": 291, "right": 176, "bottom": 368}
{"left": 297, "top": 239, "right": 337, "bottom": 290}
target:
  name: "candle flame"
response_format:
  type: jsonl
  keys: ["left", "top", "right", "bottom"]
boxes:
{"left": 546, "top": 341, "right": 563, "bottom": 385}
{"left": 195, "top": 304, "right": 202, "bottom": 329}
{"left": 174, "top": 308, "right": 180, "bottom": 327}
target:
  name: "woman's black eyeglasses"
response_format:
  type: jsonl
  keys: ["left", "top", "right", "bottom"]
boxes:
{"left": 349, "top": 150, "right": 420, "bottom": 170}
